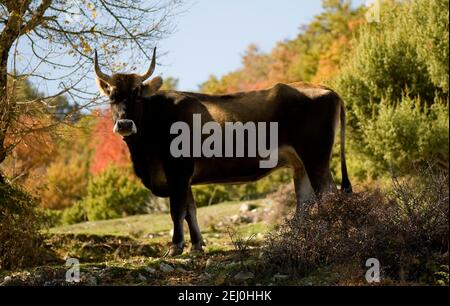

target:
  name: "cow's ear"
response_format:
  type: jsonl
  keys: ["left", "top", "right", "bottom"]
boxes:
{"left": 141, "top": 76, "right": 163, "bottom": 97}
{"left": 96, "top": 77, "right": 111, "bottom": 96}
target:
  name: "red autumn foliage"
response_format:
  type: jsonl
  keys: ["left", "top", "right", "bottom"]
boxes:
{"left": 90, "top": 109, "right": 130, "bottom": 174}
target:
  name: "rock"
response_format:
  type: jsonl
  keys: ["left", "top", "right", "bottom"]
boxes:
{"left": 251, "top": 215, "right": 261, "bottom": 223}
{"left": 176, "top": 267, "right": 187, "bottom": 273}
{"left": 159, "top": 262, "right": 174, "bottom": 273}
{"left": 234, "top": 271, "right": 254, "bottom": 281}
{"left": 205, "top": 258, "right": 214, "bottom": 268}
{"left": 240, "top": 202, "right": 259, "bottom": 213}
{"left": 240, "top": 203, "right": 250, "bottom": 213}
{"left": 273, "top": 274, "right": 289, "bottom": 281}
{"left": 256, "top": 233, "right": 265, "bottom": 240}
{"left": 137, "top": 274, "right": 147, "bottom": 281}
{"left": 241, "top": 215, "right": 253, "bottom": 224}
{"left": 144, "top": 267, "right": 156, "bottom": 273}
{"left": 0, "top": 276, "right": 14, "bottom": 286}
{"left": 230, "top": 215, "right": 240, "bottom": 223}
{"left": 176, "top": 258, "right": 192, "bottom": 266}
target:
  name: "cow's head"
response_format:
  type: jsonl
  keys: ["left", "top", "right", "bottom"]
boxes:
{"left": 94, "top": 48, "right": 163, "bottom": 137}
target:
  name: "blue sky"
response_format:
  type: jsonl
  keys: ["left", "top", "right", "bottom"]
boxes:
{"left": 158, "top": 0, "right": 366, "bottom": 90}
{"left": 159, "top": 0, "right": 324, "bottom": 90}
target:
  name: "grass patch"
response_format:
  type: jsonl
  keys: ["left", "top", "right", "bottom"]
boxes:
{"left": 49, "top": 200, "right": 252, "bottom": 237}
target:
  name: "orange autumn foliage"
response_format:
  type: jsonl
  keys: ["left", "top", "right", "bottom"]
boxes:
{"left": 90, "top": 109, "right": 130, "bottom": 174}
{"left": 2, "top": 113, "right": 57, "bottom": 191}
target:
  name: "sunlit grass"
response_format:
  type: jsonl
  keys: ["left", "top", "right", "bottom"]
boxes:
{"left": 49, "top": 200, "right": 266, "bottom": 238}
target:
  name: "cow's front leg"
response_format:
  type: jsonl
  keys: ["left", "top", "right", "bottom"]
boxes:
{"left": 185, "top": 187, "right": 204, "bottom": 254}
{"left": 167, "top": 187, "right": 188, "bottom": 257}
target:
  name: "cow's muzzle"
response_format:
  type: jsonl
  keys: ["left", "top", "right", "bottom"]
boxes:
{"left": 113, "top": 119, "right": 137, "bottom": 136}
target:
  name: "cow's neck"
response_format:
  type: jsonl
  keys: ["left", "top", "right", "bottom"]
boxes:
{"left": 124, "top": 132, "right": 144, "bottom": 161}
{"left": 123, "top": 132, "right": 149, "bottom": 180}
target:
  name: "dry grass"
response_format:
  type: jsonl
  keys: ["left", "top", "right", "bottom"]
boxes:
{"left": 226, "top": 226, "right": 256, "bottom": 269}
{"left": 263, "top": 165, "right": 449, "bottom": 284}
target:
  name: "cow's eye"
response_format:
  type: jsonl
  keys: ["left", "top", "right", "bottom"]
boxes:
{"left": 133, "top": 86, "right": 142, "bottom": 101}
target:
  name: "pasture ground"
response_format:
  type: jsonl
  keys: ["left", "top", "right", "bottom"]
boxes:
{"left": 0, "top": 199, "right": 371, "bottom": 286}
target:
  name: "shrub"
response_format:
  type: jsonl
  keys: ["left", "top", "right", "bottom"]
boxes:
{"left": 230, "top": 169, "right": 292, "bottom": 200}
{"left": 40, "top": 208, "right": 63, "bottom": 227}
{"left": 193, "top": 185, "right": 231, "bottom": 207}
{"left": 38, "top": 116, "right": 93, "bottom": 210}
{"left": 78, "top": 165, "right": 151, "bottom": 221}
{"left": 334, "top": 0, "right": 449, "bottom": 179}
{"left": 336, "top": 0, "right": 448, "bottom": 120}
{"left": 267, "top": 182, "right": 297, "bottom": 223}
{"left": 39, "top": 154, "right": 90, "bottom": 210}
{"left": 263, "top": 165, "right": 449, "bottom": 284}
{"left": 193, "top": 169, "right": 292, "bottom": 207}
{"left": 61, "top": 201, "right": 88, "bottom": 225}
{"left": 359, "top": 97, "right": 449, "bottom": 176}
{"left": 0, "top": 178, "right": 45, "bottom": 270}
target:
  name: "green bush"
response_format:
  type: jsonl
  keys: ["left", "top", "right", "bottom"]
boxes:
{"left": 228, "top": 169, "right": 292, "bottom": 200}
{"left": 61, "top": 201, "right": 87, "bottom": 225}
{"left": 193, "top": 169, "right": 292, "bottom": 207}
{"left": 78, "top": 166, "right": 151, "bottom": 221}
{"left": 360, "top": 97, "right": 448, "bottom": 175}
{"left": 333, "top": 0, "right": 449, "bottom": 179}
{"left": 40, "top": 208, "right": 63, "bottom": 227}
{"left": 336, "top": 0, "right": 448, "bottom": 117}
{"left": 193, "top": 184, "right": 231, "bottom": 207}
{"left": 0, "top": 177, "right": 45, "bottom": 270}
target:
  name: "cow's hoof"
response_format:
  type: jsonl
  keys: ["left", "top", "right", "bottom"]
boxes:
{"left": 189, "top": 248, "right": 204, "bottom": 256}
{"left": 190, "top": 242, "right": 205, "bottom": 256}
{"left": 165, "top": 244, "right": 184, "bottom": 257}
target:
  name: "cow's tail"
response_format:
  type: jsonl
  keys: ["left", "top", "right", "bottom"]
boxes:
{"left": 339, "top": 100, "right": 353, "bottom": 193}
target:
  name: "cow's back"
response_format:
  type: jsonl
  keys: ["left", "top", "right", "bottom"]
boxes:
{"left": 171, "top": 84, "right": 313, "bottom": 124}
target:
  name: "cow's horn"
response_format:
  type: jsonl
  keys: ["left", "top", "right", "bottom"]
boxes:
{"left": 94, "top": 49, "right": 111, "bottom": 83}
{"left": 139, "top": 47, "right": 157, "bottom": 82}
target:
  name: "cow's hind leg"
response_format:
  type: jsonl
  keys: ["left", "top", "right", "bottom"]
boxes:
{"left": 293, "top": 166, "right": 314, "bottom": 220}
{"left": 185, "top": 187, "right": 205, "bottom": 254}
{"left": 301, "top": 156, "right": 336, "bottom": 197}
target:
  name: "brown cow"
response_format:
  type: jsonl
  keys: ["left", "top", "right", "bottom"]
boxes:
{"left": 94, "top": 48, "right": 352, "bottom": 256}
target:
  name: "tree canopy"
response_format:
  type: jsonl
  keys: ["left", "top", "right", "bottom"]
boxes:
{"left": 0, "top": 0, "right": 182, "bottom": 173}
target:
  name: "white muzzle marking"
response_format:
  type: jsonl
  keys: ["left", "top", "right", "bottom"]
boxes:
{"left": 113, "top": 119, "right": 137, "bottom": 137}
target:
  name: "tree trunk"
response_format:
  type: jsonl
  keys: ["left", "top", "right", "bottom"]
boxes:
{"left": 0, "top": 1, "right": 52, "bottom": 167}
{"left": 0, "top": 43, "right": 13, "bottom": 166}
{"left": 0, "top": 7, "right": 23, "bottom": 166}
